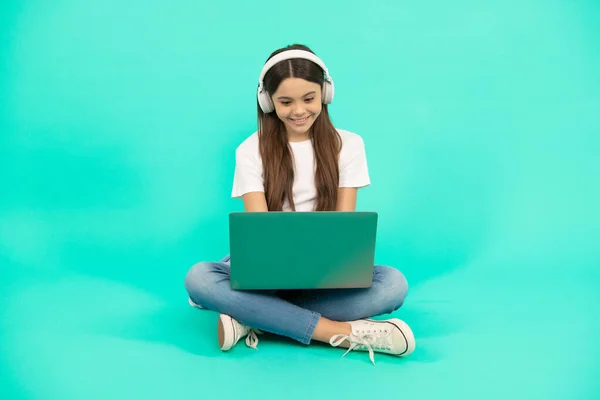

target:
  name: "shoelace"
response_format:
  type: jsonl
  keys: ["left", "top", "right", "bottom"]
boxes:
{"left": 245, "top": 329, "right": 261, "bottom": 349}
{"left": 242, "top": 327, "right": 264, "bottom": 350}
{"left": 330, "top": 330, "right": 393, "bottom": 365}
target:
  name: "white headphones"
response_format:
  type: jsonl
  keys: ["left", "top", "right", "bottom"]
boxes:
{"left": 257, "top": 49, "right": 335, "bottom": 113}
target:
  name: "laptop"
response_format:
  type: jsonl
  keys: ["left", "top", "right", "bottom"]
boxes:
{"left": 228, "top": 211, "right": 378, "bottom": 290}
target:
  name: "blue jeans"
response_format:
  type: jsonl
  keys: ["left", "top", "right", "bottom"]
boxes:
{"left": 184, "top": 255, "right": 409, "bottom": 345}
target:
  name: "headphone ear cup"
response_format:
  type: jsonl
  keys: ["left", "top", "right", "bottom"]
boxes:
{"left": 258, "top": 89, "right": 274, "bottom": 113}
{"left": 322, "top": 80, "right": 334, "bottom": 104}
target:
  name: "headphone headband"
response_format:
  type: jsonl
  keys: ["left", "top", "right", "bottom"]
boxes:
{"left": 258, "top": 50, "right": 332, "bottom": 91}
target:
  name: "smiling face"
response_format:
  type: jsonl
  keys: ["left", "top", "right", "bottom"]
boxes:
{"left": 271, "top": 77, "right": 323, "bottom": 142}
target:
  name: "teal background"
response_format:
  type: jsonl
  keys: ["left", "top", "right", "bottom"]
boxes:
{"left": 1, "top": 0, "right": 599, "bottom": 399}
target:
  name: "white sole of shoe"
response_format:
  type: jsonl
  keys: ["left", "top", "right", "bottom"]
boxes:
{"left": 367, "top": 318, "right": 416, "bottom": 356}
{"left": 188, "top": 297, "right": 205, "bottom": 309}
{"left": 218, "top": 314, "right": 235, "bottom": 351}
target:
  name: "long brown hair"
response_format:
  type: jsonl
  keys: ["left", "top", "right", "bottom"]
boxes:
{"left": 258, "top": 44, "right": 341, "bottom": 211}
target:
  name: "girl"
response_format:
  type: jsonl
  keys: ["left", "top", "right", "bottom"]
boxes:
{"left": 184, "top": 44, "right": 415, "bottom": 365}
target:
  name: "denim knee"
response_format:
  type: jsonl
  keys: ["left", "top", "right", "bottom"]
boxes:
{"left": 376, "top": 266, "right": 409, "bottom": 313}
{"left": 391, "top": 268, "right": 409, "bottom": 310}
{"left": 184, "top": 262, "right": 220, "bottom": 307}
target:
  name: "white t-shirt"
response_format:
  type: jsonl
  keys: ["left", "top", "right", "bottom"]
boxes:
{"left": 231, "top": 129, "right": 370, "bottom": 211}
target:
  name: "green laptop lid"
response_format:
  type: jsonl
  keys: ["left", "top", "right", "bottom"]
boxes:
{"left": 228, "top": 211, "right": 378, "bottom": 290}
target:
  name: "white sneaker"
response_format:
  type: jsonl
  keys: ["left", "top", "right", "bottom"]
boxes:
{"left": 218, "top": 314, "right": 262, "bottom": 351}
{"left": 330, "top": 318, "right": 416, "bottom": 365}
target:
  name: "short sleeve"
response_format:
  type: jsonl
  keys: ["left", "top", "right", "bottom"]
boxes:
{"left": 339, "top": 135, "right": 370, "bottom": 188}
{"left": 231, "top": 145, "right": 264, "bottom": 198}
